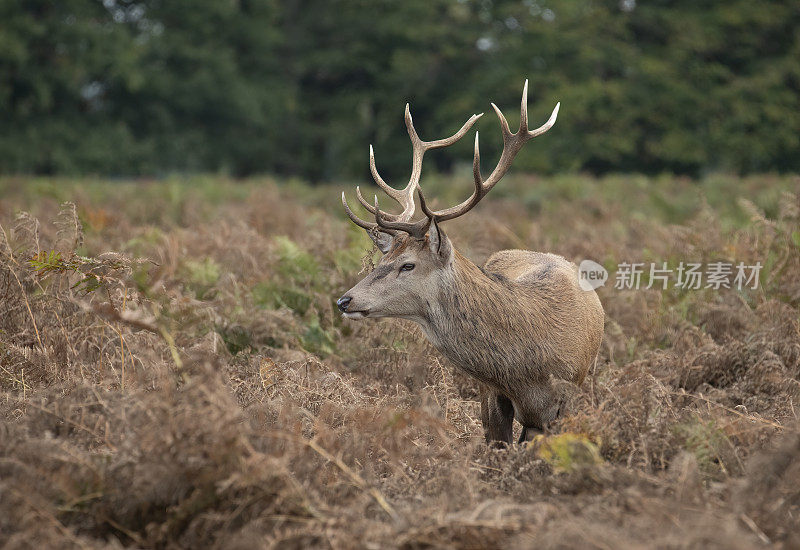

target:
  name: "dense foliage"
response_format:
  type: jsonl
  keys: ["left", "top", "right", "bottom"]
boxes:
{"left": 1, "top": 0, "right": 798, "bottom": 178}
{"left": 1, "top": 175, "right": 799, "bottom": 547}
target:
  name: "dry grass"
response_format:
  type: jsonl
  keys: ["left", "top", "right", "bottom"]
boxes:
{"left": 1, "top": 173, "right": 799, "bottom": 549}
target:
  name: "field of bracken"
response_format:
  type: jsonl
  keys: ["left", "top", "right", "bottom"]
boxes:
{"left": 1, "top": 173, "right": 799, "bottom": 548}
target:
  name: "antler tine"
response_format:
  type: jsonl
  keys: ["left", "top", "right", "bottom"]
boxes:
{"left": 417, "top": 187, "right": 437, "bottom": 220}
{"left": 405, "top": 104, "right": 484, "bottom": 152}
{"left": 472, "top": 132, "right": 483, "bottom": 197}
{"left": 426, "top": 81, "right": 559, "bottom": 222}
{"left": 516, "top": 78, "right": 559, "bottom": 137}
{"left": 402, "top": 105, "right": 483, "bottom": 217}
{"left": 368, "top": 139, "right": 417, "bottom": 224}
{"left": 355, "top": 186, "right": 375, "bottom": 213}
{"left": 427, "top": 130, "right": 488, "bottom": 222}
{"left": 360, "top": 142, "right": 416, "bottom": 225}
{"left": 369, "top": 145, "right": 405, "bottom": 206}
{"left": 356, "top": 185, "right": 401, "bottom": 221}
{"left": 374, "top": 194, "right": 430, "bottom": 239}
{"left": 520, "top": 79, "right": 529, "bottom": 133}
{"left": 529, "top": 100, "right": 560, "bottom": 138}
{"left": 341, "top": 192, "right": 397, "bottom": 235}
{"left": 491, "top": 101, "right": 513, "bottom": 140}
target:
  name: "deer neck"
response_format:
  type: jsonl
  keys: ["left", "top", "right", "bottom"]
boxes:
{"left": 419, "top": 251, "right": 515, "bottom": 357}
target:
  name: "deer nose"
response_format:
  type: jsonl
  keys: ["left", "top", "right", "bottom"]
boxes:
{"left": 336, "top": 296, "right": 352, "bottom": 312}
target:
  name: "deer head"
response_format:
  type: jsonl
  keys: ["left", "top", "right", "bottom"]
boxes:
{"left": 337, "top": 81, "right": 559, "bottom": 321}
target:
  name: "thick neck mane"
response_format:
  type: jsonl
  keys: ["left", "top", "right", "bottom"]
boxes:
{"left": 418, "top": 251, "right": 551, "bottom": 378}
{"left": 440, "top": 250, "right": 547, "bottom": 318}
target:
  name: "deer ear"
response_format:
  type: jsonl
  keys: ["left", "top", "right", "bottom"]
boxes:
{"left": 428, "top": 220, "right": 452, "bottom": 262}
{"left": 368, "top": 229, "right": 394, "bottom": 254}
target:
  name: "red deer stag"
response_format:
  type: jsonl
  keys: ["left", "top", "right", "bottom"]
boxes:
{"left": 337, "top": 81, "right": 604, "bottom": 445}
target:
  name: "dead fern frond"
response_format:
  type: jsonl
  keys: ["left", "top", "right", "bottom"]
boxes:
{"left": 12, "top": 211, "right": 40, "bottom": 256}
{"left": 54, "top": 201, "right": 84, "bottom": 254}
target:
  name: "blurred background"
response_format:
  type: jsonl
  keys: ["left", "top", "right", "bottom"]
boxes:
{"left": 2, "top": 0, "right": 799, "bottom": 181}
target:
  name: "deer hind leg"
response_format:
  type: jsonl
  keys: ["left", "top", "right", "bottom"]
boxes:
{"left": 518, "top": 425, "right": 543, "bottom": 444}
{"left": 480, "top": 390, "right": 515, "bottom": 446}
{"left": 517, "top": 384, "right": 563, "bottom": 443}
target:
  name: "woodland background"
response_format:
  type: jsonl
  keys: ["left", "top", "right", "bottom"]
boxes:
{"left": 1, "top": 0, "right": 799, "bottom": 178}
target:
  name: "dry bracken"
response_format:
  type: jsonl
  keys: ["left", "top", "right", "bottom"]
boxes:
{"left": 0, "top": 175, "right": 799, "bottom": 549}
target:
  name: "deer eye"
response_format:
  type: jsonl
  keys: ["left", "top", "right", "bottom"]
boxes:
{"left": 399, "top": 263, "right": 415, "bottom": 272}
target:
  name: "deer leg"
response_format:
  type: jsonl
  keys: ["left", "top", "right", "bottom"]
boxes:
{"left": 518, "top": 425, "right": 543, "bottom": 444}
{"left": 517, "top": 384, "right": 563, "bottom": 443}
{"left": 480, "top": 390, "right": 515, "bottom": 446}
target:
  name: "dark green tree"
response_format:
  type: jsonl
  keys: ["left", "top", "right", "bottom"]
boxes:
{"left": 0, "top": 0, "right": 798, "bottom": 177}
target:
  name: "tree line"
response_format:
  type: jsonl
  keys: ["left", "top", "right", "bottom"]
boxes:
{"left": 1, "top": 0, "right": 798, "bottom": 179}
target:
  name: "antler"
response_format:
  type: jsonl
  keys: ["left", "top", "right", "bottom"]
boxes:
{"left": 424, "top": 80, "right": 559, "bottom": 222}
{"left": 342, "top": 103, "right": 483, "bottom": 236}
{"left": 342, "top": 80, "right": 558, "bottom": 236}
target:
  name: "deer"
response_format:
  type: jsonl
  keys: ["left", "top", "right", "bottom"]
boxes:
{"left": 337, "top": 81, "right": 604, "bottom": 445}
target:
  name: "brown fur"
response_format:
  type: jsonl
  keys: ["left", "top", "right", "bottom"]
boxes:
{"left": 384, "top": 236, "right": 413, "bottom": 260}
{"left": 341, "top": 233, "right": 604, "bottom": 445}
